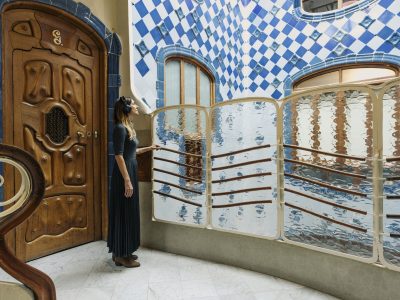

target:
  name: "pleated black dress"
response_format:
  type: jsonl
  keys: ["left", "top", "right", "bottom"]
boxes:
{"left": 107, "top": 123, "right": 140, "bottom": 257}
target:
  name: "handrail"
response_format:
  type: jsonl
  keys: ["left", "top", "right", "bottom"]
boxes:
{"left": 0, "top": 144, "right": 56, "bottom": 300}
{"left": 284, "top": 144, "right": 366, "bottom": 161}
{"left": 211, "top": 144, "right": 271, "bottom": 158}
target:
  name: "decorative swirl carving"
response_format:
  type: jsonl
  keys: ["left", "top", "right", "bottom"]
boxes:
{"left": 0, "top": 144, "right": 56, "bottom": 300}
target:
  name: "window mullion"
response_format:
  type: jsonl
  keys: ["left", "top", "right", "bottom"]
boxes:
{"left": 196, "top": 67, "right": 200, "bottom": 105}
{"left": 180, "top": 60, "right": 184, "bottom": 104}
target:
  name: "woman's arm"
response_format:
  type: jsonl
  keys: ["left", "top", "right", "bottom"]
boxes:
{"left": 137, "top": 144, "right": 161, "bottom": 155}
{"left": 115, "top": 155, "right": 133, "bottom": 198}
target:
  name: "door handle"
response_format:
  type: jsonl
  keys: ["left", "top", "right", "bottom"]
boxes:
{"left": 94, "top": 130, "right": 99, "bottom": 139}
{"left": 77, "top": 131, "right": 85, "bottom": 138}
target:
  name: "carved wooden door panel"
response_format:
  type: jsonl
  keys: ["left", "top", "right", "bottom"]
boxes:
{"left": 4, "top": 8, "right": 100, "bottom": 260}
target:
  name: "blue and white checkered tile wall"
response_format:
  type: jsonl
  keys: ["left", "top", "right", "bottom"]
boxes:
{"left": 130, "top": 0, "right": 400, "bottom": 109}
{"left": 131, "top": 0, "right": 245, "bottom": 110}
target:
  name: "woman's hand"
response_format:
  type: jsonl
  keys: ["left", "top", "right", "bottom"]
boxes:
{"left": 124, "top": 179, "right": 134, "bottom": 198}
{"left": 149, "top": 144, "right": 161, "bottom": 151}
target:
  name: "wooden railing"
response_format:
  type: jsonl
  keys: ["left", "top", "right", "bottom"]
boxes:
{"left": 0, "top": 144, "right": 56, "bottom": 300}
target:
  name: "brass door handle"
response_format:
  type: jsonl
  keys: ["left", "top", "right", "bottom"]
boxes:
{"left": 77, "top": 131, "right": 85, "bottom": 138}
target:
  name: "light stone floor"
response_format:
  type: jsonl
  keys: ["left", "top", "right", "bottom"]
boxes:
{"left": 0, "top": 241, "right": 340, "bottom": 300}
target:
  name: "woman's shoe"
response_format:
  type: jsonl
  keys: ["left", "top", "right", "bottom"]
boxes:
{"left": 114, "top": 256, "right": 140, "bottom": 268}
{"left": 112, "top": 254, "right": 138, "bottom": 261}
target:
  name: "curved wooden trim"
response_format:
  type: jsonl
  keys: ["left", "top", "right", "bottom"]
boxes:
{"left": 154, "top": 156, "right": 203, "bottom": 170}
{"left": 285, "top": 173, "right": 367, "bottom": 197}
{"left": 284, "top": 144, "right": 366, "bottom": 161}
{"left": 211, "top": 144, "right": 271, "bottom": 159}
{"left": 153, "top": 190, "right": 202, "bottom": 207}
{"left": 153, "top": 179, "right": 202, "bottom": 195}
{"left": 284, "top": 158, "right": 367, "bottom": 179}
{"left": 0, "top": 144, "right": 55, "bottom": 300}
{"left": 285, "top": 203, "right": 367, "bottom": 233}
{"left": 285, "top": 188, "right": 367, "bottom": 215}
{"left": 212, "top": 200, "right": 273, "bottom": 208}
{"left": 159, "top": 147, "right": 204, "bottom": 158}
{"left": 212, "top": 186, "right": 271, "bottom": 196}
{"left": 212, "top": 158, "right": 272, "bottom": 171}
{"left": 212, "top": 172, "right": 272, "bottom": 184}
{"left": 153, "top": 168, "right": 203, "bottom": 183}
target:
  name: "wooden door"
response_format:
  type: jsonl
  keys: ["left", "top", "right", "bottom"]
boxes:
{"left": 3, "top": 7, "right": 102, "bottom": 260}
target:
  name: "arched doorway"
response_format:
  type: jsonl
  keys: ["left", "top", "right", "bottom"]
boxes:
{"left": 2, "top": 1, "right": 109, "bottom": 261}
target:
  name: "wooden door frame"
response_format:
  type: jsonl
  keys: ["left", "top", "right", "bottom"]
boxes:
{"left": 1, "top": 0, "right": 121, "bottom": 252}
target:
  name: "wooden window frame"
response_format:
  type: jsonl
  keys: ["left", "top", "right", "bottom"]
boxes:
{"left": 165, "top": 56, "right": 215, "bottom": 106}
{"left": 293, "top": 63, "right": 400, "bottom": 91}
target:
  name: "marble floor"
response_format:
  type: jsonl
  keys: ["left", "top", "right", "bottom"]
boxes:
{"left": 0, "top": 241, "right": 339, "bottom": 300}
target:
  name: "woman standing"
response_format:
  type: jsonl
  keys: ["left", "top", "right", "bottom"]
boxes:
{"left": 107, "top": 96, "right": 159, "bottom": 268}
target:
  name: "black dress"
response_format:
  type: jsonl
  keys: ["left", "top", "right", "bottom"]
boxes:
{"left": 107, "top": 123, "right": 140, "bottom": 257}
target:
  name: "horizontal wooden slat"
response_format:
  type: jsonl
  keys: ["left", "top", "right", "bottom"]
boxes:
{"left": 159, "top": 146, "right": 203, "bottom": 158}
{"left": 284, "top": 144, "right": 366, "bottom": 161}
{"left": 153, "top": 168, "right": 202, "bottom": 183}
{"left": 212, "top": 172, "right": 272, "bottom": 184}
{"left": 285, "top": 203, "right": 367, "bottom": 233}
{"left": 285, "top": 188, "right": 367, "bottom": 215}
{"left": 213, "top": 200, "right": 272, "bottom": 208}
{"left": 154, "top": 157, "right": 203, "bottom": 170}
{"left": 153, "top": 179, "right": 203, "bottom": 195}
{"left": 212, "top": 158, "right": 272, "bottom": 171}
{"left": 284, "top": 158, "right": 367, "bottom": 179}
{"left": 212, "top": 186, "right": 271, "bottom": 196}
{"left": 211, "top": 144, "right": 271, "bottom": 159}
{"left": 153, "top": 190, "right": 202, "bottom": 207}
{"left": 284, "top": 173, "right": 367, "bottom": 197}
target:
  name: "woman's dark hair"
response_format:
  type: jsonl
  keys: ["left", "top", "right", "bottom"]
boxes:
{"left": 114, "top": 96, "right": 132, "bottom": 123}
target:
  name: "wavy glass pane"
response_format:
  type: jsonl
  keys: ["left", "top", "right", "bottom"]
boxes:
{"left": 283, "top": 90, "right": 374, "bottom": 258}
{"left": 152, "top": 107, "right": 207, "bottom": 226}
{"left": 184, "top": 62, "right": 196, "bottom": 105}
{"left": 210, "top": 101, "right": 277, "bottom": 237}
{"left": 199, "top": 71, "right": 210, "bottom": 107}
{"left": 382, "top": 83, "right": 400, "bottom": 267}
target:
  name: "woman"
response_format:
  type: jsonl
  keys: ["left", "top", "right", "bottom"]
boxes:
{"left": 107, "top": 96, "right": 159, "bottom": 268}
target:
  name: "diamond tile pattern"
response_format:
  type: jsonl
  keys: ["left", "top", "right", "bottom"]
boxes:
{"left": 131, "top": 0, "right": 400, "bottom": 107}
{"left": 131, "top": 0, "right": 244, "bottom": 108}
